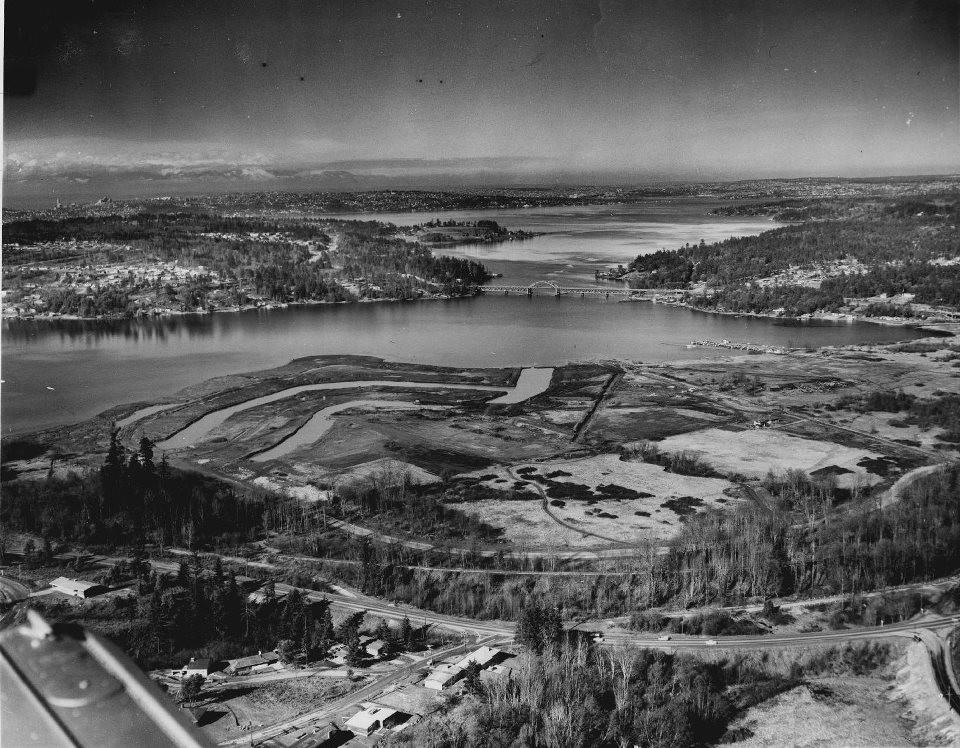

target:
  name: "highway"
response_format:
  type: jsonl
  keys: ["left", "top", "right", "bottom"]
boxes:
{"left": 82, "top": 551, "right": 960, "bottom": 743}
{"left": 591, "top": 614, "right": 960, "bottom": 650}
{"left": 119, "top": 554, "right": 960, "bottom": 650}
{"left": 93, "top": 551, "right": 960, "bottom": 644}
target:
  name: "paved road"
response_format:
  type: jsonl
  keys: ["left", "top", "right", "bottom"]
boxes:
{"left": 590, "top": 614, "right": 960, "bottom": 650}
{"left": 91, "top": 551, "right": 960, "bottom": 735}
{"left": 98, "top": 551, "right": 960, "bottom": 647}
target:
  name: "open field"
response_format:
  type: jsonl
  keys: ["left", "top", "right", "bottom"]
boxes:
{"left": 199, "top": 674, "right": 362, "bottom": 743}
{"left": 652, "top": 427, "right": 887, "bottom": 488}
{"left": 456, "top": 455, "right": 739, "bottom": 544}
{"left": 725, "top": 676, "right": 913, "bottom": 747}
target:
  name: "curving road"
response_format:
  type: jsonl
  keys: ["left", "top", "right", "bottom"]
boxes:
{"left": 117, "top": 554, "right": 960, "bottom": 650}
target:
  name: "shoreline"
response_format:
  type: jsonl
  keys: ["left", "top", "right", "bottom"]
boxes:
{"left": 0, "top": 288, "right": 485, "bottom": 324}
{"left": 665, "top": 299, "right": 955, "bottom": 339}
{"left": 3, "top": 288, "right": 950, "bottom": 342}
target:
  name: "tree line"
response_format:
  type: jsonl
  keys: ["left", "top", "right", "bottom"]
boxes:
{"left": 1, "top": 432, "right": 307, "bottom": 547}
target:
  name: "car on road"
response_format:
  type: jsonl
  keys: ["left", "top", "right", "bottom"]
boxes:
{"left": 704, "top": 639, "right": 718, "bottom": 646}
{"left": 657, "top": 635, "right": 672, "bottom": 641}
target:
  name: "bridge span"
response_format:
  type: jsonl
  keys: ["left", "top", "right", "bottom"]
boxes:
{"left": 480, "top": 280, "right": 685, "bottom": 299}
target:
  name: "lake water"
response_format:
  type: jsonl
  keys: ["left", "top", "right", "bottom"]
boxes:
{"left": 334, "top": 199, "right": 781, "bottom": 286}
{"left": 1, "top": 201, "right": 925, "bottom": 436}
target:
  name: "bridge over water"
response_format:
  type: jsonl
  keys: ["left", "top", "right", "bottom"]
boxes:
{"left": 480, "top": 280, "right": 685, "bottom": 298}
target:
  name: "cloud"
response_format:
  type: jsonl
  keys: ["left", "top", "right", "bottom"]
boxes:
{"left": 3, "top": 138, "right": 557, "bottom": 186}
{"left": 2, "top": 136, "right": 346, "bottom": 182}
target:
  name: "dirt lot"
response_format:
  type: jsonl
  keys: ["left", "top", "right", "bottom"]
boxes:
{"left": 200, "top": 674, "right": 361, "bottom": 743}
{"left": 725, "top": 676, "right": 914, "bottom": 747}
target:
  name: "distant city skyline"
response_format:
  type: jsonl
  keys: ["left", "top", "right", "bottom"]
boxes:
{"left": 4, "top": 0, "right": 959, "bottom": 205}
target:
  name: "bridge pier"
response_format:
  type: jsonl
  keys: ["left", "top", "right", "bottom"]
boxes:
{"left": 527, "top": 288, "right": 533, "bottom": 297}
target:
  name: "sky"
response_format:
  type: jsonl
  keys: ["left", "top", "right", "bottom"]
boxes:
{"left": 4, "top": 0, "right": 959, "bottom": 203}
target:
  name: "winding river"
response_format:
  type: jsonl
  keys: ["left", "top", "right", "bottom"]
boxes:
{"left": 155, "top": 369, "right": 554, "bottom": 454}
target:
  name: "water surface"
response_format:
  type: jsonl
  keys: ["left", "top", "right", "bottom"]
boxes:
{"left": 2, "top": 202, "right": 925, "bottom": 436}
{"left": 2, "top": 297, "right": 923, "bottom": 436}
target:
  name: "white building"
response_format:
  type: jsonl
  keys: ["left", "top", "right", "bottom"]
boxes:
{"left": 178, "top": 657, "right": 213, "bottom": 679}
{"left": 49, "top": 577, "right": 106, "bottom": 599}
{"left": 455, "top": 646, "right": 502, "bottom": 670}
{"left": 346, "top": 706, "right": 402, "bottom": 736}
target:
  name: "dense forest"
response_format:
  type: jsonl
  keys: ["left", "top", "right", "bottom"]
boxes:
{"left": 391, "top": 638, "right": 895, "bottom": 747}
{"left": 0, "top": 433, "right": 310, "bottom": 547}
{"left": 627, "top": 198, "right": 960, "bottom": 315}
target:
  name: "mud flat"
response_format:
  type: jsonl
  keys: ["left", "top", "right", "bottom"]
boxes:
{"left": 156, "top": 368, "right": 553, "bottom": 453}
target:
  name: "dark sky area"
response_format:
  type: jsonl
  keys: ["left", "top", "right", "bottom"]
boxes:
{"left": 4, "top": 0, "right": 959, "bottom": 202}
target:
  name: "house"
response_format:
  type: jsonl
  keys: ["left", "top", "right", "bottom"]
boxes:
{"left": 179, "top": 657, "right": 214, "bottom": 679}
{"left": 423, "top": 663, "right": 463, "bottom": 691}
{"left": 301, "top": 723, "right": 351, "bottom": 748}
{"left": 225, "top": 650, "right": 280, "bottom": 675}
{"left": 250, "top": 650, "right": 280, "bottom": 673}
{"left": 346, "top": 706, "right": 403, "bottom": 736}
{"left": 372, "top": 686, "right": 439, "bottom": 718}
{"left": 455, "top": 646, "right": 503, "bottom": 671}
{"left": 49, "top": 577, "right": 107, "bottom": 599}
{"left": 226, "top": 653, "right": 263, "bottom": 675}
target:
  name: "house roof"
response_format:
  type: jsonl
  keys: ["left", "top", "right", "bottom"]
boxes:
{"left": 455, "top": 646, "right": 502, "bottom": 670}
{"left": 346, "top": 706, "right": 397, "bottom": 730}
{"left": 183, "top": 658, "right": 211, "bottom": 670}
{"left": 373, "top": 687, "right": 438, "bottom": 717}
{"left": 50, "top": 577, "right": 100, "bottom": 594}
{"left": 424, "top": 664, "right": 461, "bottom": 686}
{"left": 228, "top": 654, "right": 266, "bottom": 670}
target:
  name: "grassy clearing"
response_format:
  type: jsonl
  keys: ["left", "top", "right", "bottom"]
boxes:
{"left": 653, "top": 427, "right": 886, "bottom": 488}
